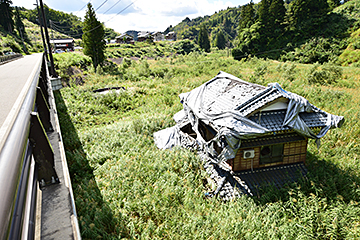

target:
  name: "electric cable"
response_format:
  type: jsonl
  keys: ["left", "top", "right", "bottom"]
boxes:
{"left": 74, "top": 1, "right": 91, "bottom": 15}
{"left": 48, "top": 0, "right": 137, "bottom": 38}
{"left": 95, "top": 0, "right": 109, "bottom": 11}
{"left": 104, "top": 0, "right": 136, "bottom": 23}
{"left": 71, "top": 0, "right": 137, "bottom": 37}
{"left": 102, "top": 0, "right": 122, "bottom": 14}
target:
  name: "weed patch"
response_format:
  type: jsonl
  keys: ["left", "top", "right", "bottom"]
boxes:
{"left": 56, "top": 52, "right": 360, "bottom": 239}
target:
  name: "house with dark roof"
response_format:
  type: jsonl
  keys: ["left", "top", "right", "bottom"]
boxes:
{"left": 165, "top": 31, "right": 176, "bottom": 41}
{"left": 154, "top": 71, "right": 344, "bottom": 199}
{"left": 137, "top": 31, "right": 153, "bottom": 42}
{"left": 115, "top": 33, "right": 134, "bottom": 44}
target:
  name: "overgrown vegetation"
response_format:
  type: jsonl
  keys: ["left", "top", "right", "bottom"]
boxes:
{"left": 232, "top": 0, "right": 359, "bottom": 63}
{"left": 55, "top": 50, "right": 360, "bottom": 239}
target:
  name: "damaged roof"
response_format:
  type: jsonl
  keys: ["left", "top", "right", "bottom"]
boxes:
{"left": 154, "top": 71, "right": 345, "bottom": 200}
{"left": 156, "top": 71, "right": 344, "bottom": 159}
{"left": 155, "top": 71, "right": 344, "bottom": 161}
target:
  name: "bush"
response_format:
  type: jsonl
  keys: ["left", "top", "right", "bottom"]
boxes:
{"left": 173, "top": 39, "right": 200, "bottom": 55}
{"left": 281, "top": 37, "right": 346, "bottom": 64}
{"left": 1, "top": 34, "right": 23, "bottom": 53}
{"left": 307, "top": 62, "right": 343, "bottom": 85}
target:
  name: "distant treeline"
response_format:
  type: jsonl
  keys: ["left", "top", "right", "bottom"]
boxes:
{"left": 168, "top": 0, "right": 359, "bottom": 63}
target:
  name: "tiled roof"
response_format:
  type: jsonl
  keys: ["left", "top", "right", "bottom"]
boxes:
{"left": 248, "top": 110, "right": 328, "bottom": 132}
{"left": 202, "top": 75, "right": 265, "bottom": 114}
{"left": 204, "top": 155, "right": 308, "bottom": 200}
{"left": 241, "top": 133, "right": 305, "bottom": 148}
{"left": 235, "top": 163, "right": 307, "bottom": 195}
{"left": 236, "top": 87, "right": 283, "bottom": 116}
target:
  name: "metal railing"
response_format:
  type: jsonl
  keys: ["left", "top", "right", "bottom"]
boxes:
{"left": 0, "top": 53, "right": 23, "bottom": 65}
{"left": 0, "top": 53, "right": 59, "bottom": 239}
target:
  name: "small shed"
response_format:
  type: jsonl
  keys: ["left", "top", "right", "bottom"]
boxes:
{"left": 50, "top": 38, "right": 75, "bottom": 51}
{"left": 154, "top": 71, "right": 344, "bottom": 199}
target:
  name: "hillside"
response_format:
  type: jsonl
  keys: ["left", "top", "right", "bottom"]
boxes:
{"left": 166, "top": 6, "right": 242, "bottom": 47}
{"left": 0, "top": 18, "right": 72, "bottom": 54}
{"left": 167, "top": 0, "right": 360, "bottom": 65}
{"left": 20, "top": 5, "right": 119, "bottom": 41}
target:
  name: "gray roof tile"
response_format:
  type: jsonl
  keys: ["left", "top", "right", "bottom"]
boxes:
{"left": 249, "top": 110, "right": 328, "bottom": 132}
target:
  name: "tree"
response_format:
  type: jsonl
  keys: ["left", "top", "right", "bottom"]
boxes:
{"left": 269, "top": 0, "right": 286, "bottom": 27}
{"left": 14, "top": 6, "right": 27, "bottom": 52}
{"left": 288, "top": 0, "right": 329, "bottom": 37}
{"left": 198, "top": 24, "right": 210, "bottom": 52}
{"left": 238, "top": 1, "right": 255, "bottom": 32}
{"left": 82, "top": 3, "right": 106, "bottom": 71}
{"left": 223, "top": 16, "right": 231, "bottom": 34}
{"left": 215, "top": 30, "right": 226, "bottom": 49}
{"left": 14, "top": 7, "right": 28, "bottom": 41}
{"left": 268, "top": 0, "right": 286, "bottom": 40}
{"left": 0, "top": 0, "right": 14, "bottom": 33}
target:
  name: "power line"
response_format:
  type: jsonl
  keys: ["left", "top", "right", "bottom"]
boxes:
{"left": 74, "top": 1, "right": 90, "bottom": 15}
{"left": 95, "top": 0, "right": 108, "bottom": 11}
{"left": 74, "top": 0, "right": 137, "bottom": 37}
{"left": 51, "top": 23, "right": 81, "bottom": 35}
{"left": 102, "top": 0, "right": 122, "bottom": 14}
{"left": 50, "top": 21, "right": 75, "bottom": 29}
{"left": 105, "top": 0, "right": 136, "bottom": 23}
{"left": 49, "top": 0, "right": 137, "bottom": 38}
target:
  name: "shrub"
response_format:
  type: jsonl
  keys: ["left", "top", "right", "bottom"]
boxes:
{"left": 281, "top": 37, "right": 346, "bottom": 64}
{"left": 280, "top": 62, "right": 297, "bottom": 82}
{"left": 307, "top": 62, "right": 342, "bottom": 85}
{"left": 173, "top": 39, "right": 200, "bottom": 55}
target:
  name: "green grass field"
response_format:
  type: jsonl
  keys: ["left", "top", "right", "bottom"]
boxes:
{"left": 55, "top": 49, "right": 360, "bottom": 239}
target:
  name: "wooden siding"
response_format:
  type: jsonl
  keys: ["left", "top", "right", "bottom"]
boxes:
{"left": 234, "top": 148, "right": 260, "bottom": 172}
{"left": 233, "top": 139, "right": 308, "bottom": 172}
{"left": 282, "top": 140, "right": 307, "bottom": 165}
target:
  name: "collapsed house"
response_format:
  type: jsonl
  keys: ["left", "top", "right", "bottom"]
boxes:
{"left": 154, "top": 71, "right": 344, "bottom": 199}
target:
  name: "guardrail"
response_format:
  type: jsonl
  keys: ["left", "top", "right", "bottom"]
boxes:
{"left": 0, "top": 53, "right": 23, "bottom": 65}
{"left": 0, "top": 53, "right": 60, "bottom": 239}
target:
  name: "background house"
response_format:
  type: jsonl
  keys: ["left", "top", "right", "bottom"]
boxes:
{"left": 165, "top": 32, "right": 176, "bottom": 41}
{"left": 115, "top": 33, "right": 134, "bottom": 44}
{"left": 137, "top": 31, "right": 153, "bottom": 42}
{"left": 152, "top": 32, "right": 164, "bottom": 41}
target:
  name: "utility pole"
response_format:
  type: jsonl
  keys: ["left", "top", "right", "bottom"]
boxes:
{"left": 35, "top": 0, "right": 48, "bottom": 61}
{"left": 39, "top": 0, "right": 57, "bottom": 77}
{"left": 49, "top": 20, "right": 55, "bottom": 46}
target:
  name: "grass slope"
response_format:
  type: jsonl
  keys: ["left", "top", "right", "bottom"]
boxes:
{"left": 55, "top": 51, "right": 360, "bottom": 239}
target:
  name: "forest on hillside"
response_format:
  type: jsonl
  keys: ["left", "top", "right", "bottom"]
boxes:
{"left": 168, "top": 0, "right": 360, "bottom": 64}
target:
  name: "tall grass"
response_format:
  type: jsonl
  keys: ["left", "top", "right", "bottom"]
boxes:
{"left": 55, "top": 51, "right": 360, "bottom": 239}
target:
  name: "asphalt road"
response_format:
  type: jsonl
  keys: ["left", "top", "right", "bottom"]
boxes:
{"left": 0, "top": 53, "right": 43, "bottom": 142}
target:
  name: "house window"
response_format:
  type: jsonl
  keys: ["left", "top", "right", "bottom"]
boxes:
{"left": 259, "top": 144, "right": 284, "bottom": 165}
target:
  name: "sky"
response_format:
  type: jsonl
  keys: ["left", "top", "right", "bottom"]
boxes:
{"left": 11, "top": 0, "right": 259, "bottom": 34}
